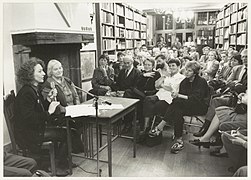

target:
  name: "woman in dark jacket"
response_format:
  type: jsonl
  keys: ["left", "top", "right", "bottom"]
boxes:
{"left": 89, "top": 55, "right": 114, "bottom": 97}
{"left": 124, "top": 58, "right": 161, "bottom": 132}
{"left": 14, "top": 57, "right": 73, "bottom": 174}
{"left": 149, "top": 61, "right": 210, "bottom": 153}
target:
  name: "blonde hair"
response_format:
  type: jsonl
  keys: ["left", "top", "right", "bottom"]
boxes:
{"left": 47, "top": 59, "right": 62, "bottom": 77}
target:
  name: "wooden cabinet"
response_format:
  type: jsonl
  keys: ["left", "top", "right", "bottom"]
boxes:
{"left": 95, "top": 3, "right": 147, "bottom": 61}
{"left": 215, "top": 3, "right": 247, "bottom": 51}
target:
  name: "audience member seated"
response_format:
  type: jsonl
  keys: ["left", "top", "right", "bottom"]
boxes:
{"left": 142, "top": 59, "right": 185, "bottom": 136}
{"left": 184, "top": 36, "right": 196, "bottom": 48}
{"left": 190, "top": 91, "right": 247, "bottom": 149}
{"left": 41, "top": 59, "right": 85, "bottom": 154}
{"left": 112, "top": 55, "right": 141, "bottom": 133}
{"left": 160, "top": 47, "right": 169, "bottom": 60}
{"left": 193, "top": 49, "right": 248, "bottom": 137}
{"left": 189, "top": 46, "right": 199, "bottom": 61}
{"left": 4, "top": 151, "right": 37, "bottom": 177}
{"left": 113, "top": 52, "right": 125, "bottom": 83}
{"left": 149, "top": 61, "right": 210, "bottom": 154}
{"left": 171, "top": 37, "right": 182, "bottom": 50}
{"left": 124, "top": 58, "right": 161, "bottom": 132}
{"left": 152, "top": 47, "right": 161, "bottom": 57}
{"left": 155, "top": 54, "right": 170, "bottom": 76}
{"left": 13, "top": 57, "right": 71, "bottom": 175}
{"left": 222, "top": 129, "right": 247, "bottom": 176}
{"left": 199, "top": 46, "right": 210, "bottom": 63}
{"left": 202, "top": 50, "right": 220, "bottom": 81}
{"left": 218, "top": 51, "right": 228, "bottom": 70}
{"left": 89, "top": 55, "right": 114, "bottom": 96}
{"left": 156, "top": 36, "right": 167, "bottom": 49}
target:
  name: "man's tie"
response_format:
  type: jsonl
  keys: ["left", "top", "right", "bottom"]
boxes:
{"left": 125, "top": 69, "right": 129, "bottom": 78}
{"left": 241, "top": 67, "right": 247, "bottom": 83}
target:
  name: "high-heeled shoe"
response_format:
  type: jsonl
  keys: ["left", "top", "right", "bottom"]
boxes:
{"left": 193, "top": 120, "right": 210, "bottom": 137}
{"left": 189, "top": 139, "right": 211, "bottom": 148}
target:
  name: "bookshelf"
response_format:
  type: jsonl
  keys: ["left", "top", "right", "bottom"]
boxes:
{"left": 215, "top": 3, "right": 247, "bottom": 51}
{"left": 95, "top": 3, "right": 147, "bottom": 61}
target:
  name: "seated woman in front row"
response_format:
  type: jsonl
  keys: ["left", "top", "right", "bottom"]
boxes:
{"left": 89, "top": 55, "right": 114, "bottom": 97}
{"left": 149, "top": 61, "right": 211, "bottom": 154}
{"left": 41, "top": 59, "right": 84, "bottom": 153}
{"left": 14, "top": 57, "right": 70, "bottom": 174}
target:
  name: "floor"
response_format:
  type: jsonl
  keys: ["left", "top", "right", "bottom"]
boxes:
{"left": 70, "top": 126, "right": 233, "bottom": 177}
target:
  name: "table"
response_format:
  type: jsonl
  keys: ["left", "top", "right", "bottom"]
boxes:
{"left": 66, "top": 96, "right": 139, "bottom": 177}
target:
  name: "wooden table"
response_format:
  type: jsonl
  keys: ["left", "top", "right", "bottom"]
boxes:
{"left": 66, "top": 96, "right": 139, "bottom": 177}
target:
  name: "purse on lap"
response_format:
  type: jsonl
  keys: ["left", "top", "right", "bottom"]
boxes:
{"left": 145, "top": 116, "right": 162, "bottom": 147}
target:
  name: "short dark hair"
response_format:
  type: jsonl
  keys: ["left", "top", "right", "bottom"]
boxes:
{"left": 17, "top": 57, "right": 44, "bottom": 85}
{"left": 117, "top": 52, "right": 125, "bottom": 58}
{"left": 167, "top": 58, "right": 181, "bottom": 67}
{"left": 231, "top": 52, "right": 242, "bottom": 65}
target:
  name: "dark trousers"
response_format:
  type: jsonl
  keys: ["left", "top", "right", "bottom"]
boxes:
{"left": 163, "top": 99, "right": 208, "bottom": 138}
{"left": 205, "top": 96, "right": 231, "bottom": 122}
{"left": 222, "top": 131, "right": 247, "bottom": 171}
{"left": 4, "top": 152, "right": 37, "bottom": 177}
{"left": 143, "top": 95, "right": 169, "bottom": 117}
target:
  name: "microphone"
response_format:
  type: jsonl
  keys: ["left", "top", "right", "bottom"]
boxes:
{"left": 50, "top": 81, "right": 57, "bottom": 101}
{"left": 72, "top": 84, "right": 112, "bottom": 105}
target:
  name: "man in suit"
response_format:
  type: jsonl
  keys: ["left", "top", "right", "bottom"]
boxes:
{"left": 115, "top": 55, "right": 141, "bottom": 91}
{"left": 114, "top": 55, "right": 141, "bottom": 133}
{"left": 227, "top": 49, "right": 247, "bottom": 91}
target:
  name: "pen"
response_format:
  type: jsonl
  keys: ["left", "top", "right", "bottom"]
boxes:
{"left": 236, "top": 127, "right": 240, "bottom": 131}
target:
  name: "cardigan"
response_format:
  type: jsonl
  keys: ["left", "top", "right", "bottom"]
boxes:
{"left": 178, "top": 74, "right": 210, "bottom": 107}
{"left": 14, "top": 85, "right": 50, "bottom": 152}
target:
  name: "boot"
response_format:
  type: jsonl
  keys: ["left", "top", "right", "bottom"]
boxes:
{"left": 193, "top": 120, "right": 210, "bottom": 137}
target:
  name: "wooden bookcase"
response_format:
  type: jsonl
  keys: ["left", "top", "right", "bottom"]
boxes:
{"left": 95, "top": 3, "right": 147, "bottom": 61}
{"left": 215, "top": 3, "right": 247, "bottom": 51}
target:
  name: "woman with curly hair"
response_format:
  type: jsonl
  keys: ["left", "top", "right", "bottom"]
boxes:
{"left": 14, "top": 57, "right": 71, "bottom": 176}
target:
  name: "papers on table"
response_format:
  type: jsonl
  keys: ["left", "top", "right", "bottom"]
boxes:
{"left": 65, "top": 104, "right": 124, "bottom": 118}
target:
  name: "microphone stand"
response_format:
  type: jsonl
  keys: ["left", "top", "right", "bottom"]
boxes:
{"left": 73, "top": 85, "right": 111, "bottom": 177}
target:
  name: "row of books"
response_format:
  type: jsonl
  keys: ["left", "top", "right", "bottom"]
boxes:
{"left": 102, "top": 39, "right": 116, "bottom": 50}
{"left": 102, "top": 3, "right": 113, "bottom": 12}
{"left": 102, "top": 11, "right": 114, "bottom": 24}
{"left": 102, "top": 25, "right": 114, "bottom": 37}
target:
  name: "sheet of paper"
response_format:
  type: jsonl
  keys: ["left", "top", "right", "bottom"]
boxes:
{"left": 156, "top": 89, "right": 173, "bottom": 104}
{"left": 98, "top": 104, "right": 124, "bottom": 110}
{"left": 65, "top": 104, "right": 97, "bottom": 118}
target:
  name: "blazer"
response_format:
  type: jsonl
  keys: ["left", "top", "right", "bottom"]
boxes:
{"left": 14, "top": 85, "right": 50, "bottom": 152}
{"left": 115, "top": 67, "right": 141, "bottom": 91}
{"left": 42, "top": 77, "right": 80, "bottom": 107}
{"left": 227, "top": 65, "right": 245, "bottom": 83}
{"left": 91, "top": 66, "right": 114, "bottom": 89}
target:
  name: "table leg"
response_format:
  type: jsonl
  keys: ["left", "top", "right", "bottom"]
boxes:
{"left": 107, "top": 122, "right": 112, "bottom": 177}
{"left": 66, "top": 117, "right": 73, "bottom": 175}
{"left": 133, "top": 106, "right": 137, "bottom": 158}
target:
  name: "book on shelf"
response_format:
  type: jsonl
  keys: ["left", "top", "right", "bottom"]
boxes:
{"left": 125, "top": 8, "right": 133, "bottom": 19}
{"left": 101, "top": 3, "right": 113, "bottom": 12}
{"left": 102, "top": 11, "right": 114, "bottom": 24}
{"left": 230, "top": 24, "right": 236, "bottom": 34}
{"left": 102, "top": 25, "right": 114, "bottom": 37}
{"left": 102, "top": 39, "right": 116, "bottom": 50}
{"left": 237, "top": 34, "right": 246, "bottom": 45}
{"left": 230, "top": 12, "right": 237, "bottom": 24}
{"left": 116, "top": 4, "right": 124, "bottom": 16}
{"left": 237, "top": 22, "right": 246, "bottom": 32}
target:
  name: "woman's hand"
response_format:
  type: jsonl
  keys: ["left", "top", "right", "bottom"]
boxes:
{"left": 47, "top": 88, "right": 57, "bottom": 102}
{"left": 48, "top": 101, "right": 60, "bottom": 114}
{"left": 143, "top": 72, "right": 155, "bottom": 78}
{"left": 231, "top": 136, "right": 246, "bottom": 147}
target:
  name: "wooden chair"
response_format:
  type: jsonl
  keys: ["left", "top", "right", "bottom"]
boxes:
{"left": 3, "top": 90, "right": 56, "bottom": 176}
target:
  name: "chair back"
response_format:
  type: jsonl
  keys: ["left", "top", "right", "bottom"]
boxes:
{"left": 3, "top": 90, "right": 17, "bottom": 154}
